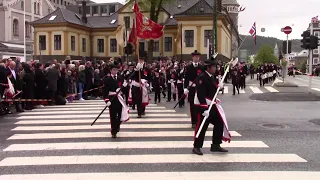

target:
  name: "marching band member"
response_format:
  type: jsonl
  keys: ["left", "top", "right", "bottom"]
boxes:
{"left": 193, "top": 59, "right": 231, "bottom": 155}
{"left": 103, "top": 62, "right": 129, "bottom": 138}
{"left": 131, "top": 55, "right": 150, "bottom": 118}
{"left": 177, "top": 62, "right": 185, "bottom": 108}
{"left": 184, "top": 50, "right": 203, "bottom": 128}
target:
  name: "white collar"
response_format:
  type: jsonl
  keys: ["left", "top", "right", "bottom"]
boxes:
{"left": 193, "top": 62, "right": 198, "bottom": 67}
{"left": 205, "top": 71, "right": 212, "bottom": 77}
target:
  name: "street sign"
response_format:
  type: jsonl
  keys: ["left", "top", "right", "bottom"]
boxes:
{"left": 283, "top": 26, "right": 292, "bottom": 34}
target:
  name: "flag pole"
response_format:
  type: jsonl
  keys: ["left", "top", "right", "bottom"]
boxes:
{"left": 23, "top": 0, "right": 26, "bottom": 62}
{"left": 238, "top": 34, "right": 249, "bottom": 50}
{"left": 180, "top": 23, "right": 183, "bottom": 61}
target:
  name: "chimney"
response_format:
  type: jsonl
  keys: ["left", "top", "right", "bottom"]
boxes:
{"left": 81, "top": 1, "right": 87, "bottom": 23}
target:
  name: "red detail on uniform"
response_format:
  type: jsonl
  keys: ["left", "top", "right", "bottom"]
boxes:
{"left": 171, "top": 74, "right": 175, "bottom": 78}
{"left": 197, "top": 70, "right": 201, "bottom": 75}
{"left": 104, "top": 98, "right": 109, "bottom": 102}
{"left": 144, "top": 70, "right": 148, "bottom": 76}
{"left": 118, "top": 82, "right": 122, "bottom": 87}
{"left": 194, "top": 112, "right": 201, "bottom": 141}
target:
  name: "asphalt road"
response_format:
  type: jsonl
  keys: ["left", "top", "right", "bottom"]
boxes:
{"left": 0, "top": 82, "right": 320, "bottom": 179}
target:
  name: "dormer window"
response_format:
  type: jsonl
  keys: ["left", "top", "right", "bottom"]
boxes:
{"left": 178, "top": 5, "right": 181, "bottom": 8}
{"left": 200, "top": 7, "right": 204, "bottom": 12}
{"left": 110, "top": 19, "right": 117, "bottom": 24}
{"left": 170, "top": 15, "right": 173, "bottom": 18}
{"left": 49, "top": 15, "right": 56, "bottom": 21}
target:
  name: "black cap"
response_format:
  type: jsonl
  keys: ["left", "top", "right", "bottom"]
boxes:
{"left": 204, "top": 59, "right": 218, "bottom": 66}
{"left": 191, "top": 50, "right": 201, "bottom": 56}
{"left": 109, "top": 60, "right": 120, "bottom": 69}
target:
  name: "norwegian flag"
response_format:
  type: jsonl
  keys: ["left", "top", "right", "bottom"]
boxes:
{"left": 311, "top": 16, "right": 319, "bottom": 23}
{"left": 249, "top": 22, "right": 256, "bottom": 45}
{"left": 238, "top": 6, "right": 246, "bottom": 12}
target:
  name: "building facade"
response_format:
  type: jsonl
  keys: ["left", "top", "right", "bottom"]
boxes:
{"left": 31, "top": 0, "right": 239, "bottom": 62}
{"left": 66, "top": 1, "right": 123, "bottom": 17}
{"left": 0, "top": 0, "right": 76, "bottom": 61}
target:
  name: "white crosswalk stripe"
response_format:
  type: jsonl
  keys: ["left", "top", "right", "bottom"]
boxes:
{"left": 219, "top": 85, "right": 283, "bottom": 95}
{"left": 0, "top": 100, "right": 313, "bottom": 178}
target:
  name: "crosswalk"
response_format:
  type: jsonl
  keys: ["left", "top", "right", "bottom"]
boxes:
{"left": 0, "top": 100, "right": 318, "bottom": 179}
{"left": 219, "top": 85, "right": 280, "bottom": 95}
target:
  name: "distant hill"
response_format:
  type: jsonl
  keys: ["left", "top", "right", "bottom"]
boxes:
{"left": 239, "top": 35, "right": 303, "bottom": 55}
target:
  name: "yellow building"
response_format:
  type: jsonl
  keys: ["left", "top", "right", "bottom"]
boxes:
{"left": 31, "top": 0, "right": 239, "bottom": 62}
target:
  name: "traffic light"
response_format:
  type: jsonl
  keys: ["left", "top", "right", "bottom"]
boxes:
{"left": 310, "top": 35, "right": 319, "bottom": 49}
{"left": 282, "top": 40, "right": 292, "bottom": 54}
{"left": 301, "top": 31, "right": 311, "bottom": 49}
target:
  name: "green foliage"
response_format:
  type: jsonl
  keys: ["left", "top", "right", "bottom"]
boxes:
{"left": 239, "top": 35, "right": 303, "bottom": 55}
{"left": 254, "top": 45, "right": 279, "bottom": 66}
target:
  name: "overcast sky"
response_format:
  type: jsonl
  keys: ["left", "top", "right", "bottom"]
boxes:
{"left": 92, "top": 0, "right": 319, "bottom": 40}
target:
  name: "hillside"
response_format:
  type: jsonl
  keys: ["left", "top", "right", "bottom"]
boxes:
{"left": 239, "top": 35, "right": 303, "bottom": 55}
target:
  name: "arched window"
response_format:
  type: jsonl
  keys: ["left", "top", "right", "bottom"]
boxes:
{"left": 25, "top": 22, "right": 30, "bottom": 37}
{"left": 37, "top": 3, "right": 40, "bottom": 15}
{"left": 13, "top": 19, "right": 19, "bottom": 36}
{"left": 21, "top": 1, "right": 24, "bottom": 10}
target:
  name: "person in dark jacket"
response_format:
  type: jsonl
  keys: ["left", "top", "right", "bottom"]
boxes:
{"left": 231, "top": 69, "right": 240, "bottom": 95}
{"left": 22, "top": 64, "right": 35, "bottom": 110}
{"left": 46, "top": 64, "right": 60, "bottom": 105}
{"left": 78, "top": 65, "right": 86, "bottom": 100}
{"left": 34, "top": 63, "right": 47, "bottom": 105}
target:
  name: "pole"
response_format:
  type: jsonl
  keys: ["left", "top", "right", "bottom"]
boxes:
{"left": 212, "top": 0, "right": 217, "bottom": 54}
{"left": 23, "top": 1, "right": 26, "bottom": 62}
{"left": 283, "top": 34, "right": 289, "bottom": 83}
{"left": 308, "top": 23, "right": 313, "bottom": 91}
{"left": 180, "top": 23, "right": 183, "bottom": 61}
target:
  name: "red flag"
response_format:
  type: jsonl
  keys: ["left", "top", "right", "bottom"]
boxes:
{"left": 128, "top": 20, "right": 137, "bottom": 45}
{"left": 133, "top": 2, "right": 164, "bottom": 39}
{"left": 249, "top": 22, "right": 256, "bottom": 45}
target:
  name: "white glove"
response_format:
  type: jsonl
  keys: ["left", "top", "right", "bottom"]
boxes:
{"left": 106, "top": 101, "right": 111, "bottom": 106}
{"left": 123, "top": 81, "right": 128, "bottom": 87}
{"left": 170, "top": 79, "right": 174, "bottom": 83}
{"left": 126, "top": 71, "right": 130, "bottom": 75}
{"left": 116, "top": 88, "right": 121, "bottom": 93}
{"left": 202, "top": 110, "right": 210, "bottom": 117}
{"left": 145, "top": 83, "right": 149, "bottom": 88}
{"left": 184, "top": 88, "right": 189, "bottom": 94}
{"left": 180, "top": 69, "right": 184, "bottom": 74}
{"left": 218, "top": 83, "right": 224, "bottom": 88}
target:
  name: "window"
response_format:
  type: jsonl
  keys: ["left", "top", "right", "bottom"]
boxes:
{"left": 110, "top": 39, "right": 117, "bottom": 52}
{"left": 82, "top": 38, "right": 86, "bottom": 52}
{"left": 153, "top": 41, "right": 159, "bottom": 52}
{"left": 314, "top": 31, "right": 320, "bottom": 37}
{"left": 225, "top": 37, "right": 228, "bottom": 53}
{"left": 110, "top": 19, "right": 117, "bottom": 24}
{"left": 164, "top": 37, "right": 172, "bottom": 52}
{"left": 13, "top": 19, "right": 19, "bottom": 36}
{"left": 25, "top": 22, "right": 30, "bottom": 37}
{"left": 97, "top": 39, "right": 104, "bottom": 53}
{"left": 64, "top": 1, "right": 66, "bottom": 6}
{"left": 79, "top": 7, "right": 82, "bottom": 14}
{"left": 49, "top": 15, "right": 56, "bottom": 20}
{"left": 71, "top": 36, "right": 75, "bottom": 51}
{"left": 92, "top": 6, "right": 98, "bottom": 14}
{"left": 109, "top": 5, "right": 115, "bottom": 14}
{"left": 86, "top": 6, "right": 90, "bottom": 14}
{"left": 101, "top": 6, "right": 107, "bottom": 13}
{"left": 204, "top": 30, "right": 211, "bottom": 47}
{"left": 124, "top": 16, "right": 130, "bottom": 29}
{"left": 54, "top": 35, "right": 61, "bottom": 50}
{"left": 184, "top": 30, "right": 194, "bottom": 47}
{"left": 21, "top": 1, "right": 24, "bottom": 10}
{"left": 61, "top": 0, "right": 63, "bottom": 5}
{"left": 37, "top": 3, "right": 40, "bottom": 15}
{"left": 313, "top": 58, "right": 319, "bottom": 64}
{"left": 313, "top": 49, "right": 319, "bottom": 54}
{"left": 39, "top": 35, "right": 46, "bottom": 50}
{"left": 34, "top": 3, "right": 37, "bottom": 14}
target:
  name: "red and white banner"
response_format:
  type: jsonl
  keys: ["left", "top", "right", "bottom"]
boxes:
{"left": 249, "top": 22, "right": 256, "bottom": 45}
{"left": 133, "top": 2, "right": 164, "bottom": 40}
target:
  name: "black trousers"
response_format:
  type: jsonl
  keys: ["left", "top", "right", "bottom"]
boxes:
{"left": 132, "top": 86, "right": 143, "bottom": 116}
{"left": 233, "top": 84, "right": 239, "bottom": 95}
{"left": 167, "top": 83, "right": 171, "bottom": 101}
{"left": 188, "top": 87, "right": 197, "bottom": 125}
{"left": 108, "top": 97, "right": 122, "bottom": 135}
{"left": 194, "top": 106, "right": 224, "bottom": 148}
{"left": 177, "top": 83, "right": 184, "bottom": 106}
{"left": 154, "top": 88, "right": 160, "bottom": 103}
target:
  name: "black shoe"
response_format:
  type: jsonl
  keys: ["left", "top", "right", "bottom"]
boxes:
{"left": 142, "top": 112, "right": 145, "bottom": 115}
{"left": 192, "top": 148, "right": 203, "bottom": 155}
{"left": 179, "top": 105, "right": 182, "bottom": 108}
{"left": 111, "top": 134, "right": 117, "bottom": 138}
{"left": 137, "top": 115, "right": 142, "bottom": 118}
{"left": 210, "top": 144, "right": 228, "bottom": 152}
{"left": 192, "top": 124, "right": 196, "bottom": 129}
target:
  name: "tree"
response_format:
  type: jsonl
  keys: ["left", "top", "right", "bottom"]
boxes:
{"left": 254, "top": 45, "right": 279, "bottom": 66}
{"left": 126, "top": 0, "right": 172, "bottom": 61}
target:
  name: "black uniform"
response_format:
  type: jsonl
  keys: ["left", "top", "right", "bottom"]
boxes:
{"left": 152, "top": 73, "right": 161, "bottom": 103}
{"left": 177, "top": 67, "right": 185, "bottom": 107}
{"left": 184, "top": 63, "right": 203, "bottom": 126}
{"left": 103, "top": 74, "right": 124, "bottom": 136}
{"left": 193, "top": 72, "right": 224, "bottom": 150}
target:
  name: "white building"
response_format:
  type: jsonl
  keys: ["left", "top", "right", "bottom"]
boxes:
{"left": 0, "top": 0, "right": 76, "bottom": 61}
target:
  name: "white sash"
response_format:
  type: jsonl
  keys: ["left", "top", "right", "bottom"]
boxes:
{"left": 141, "top": 79, "right": 150, "bottom": 106}
{"left": 215, "top": 99, "right": 231, "bottom": 142}
{"left": 109, "top": 92, "right": 130, "bottom": 122}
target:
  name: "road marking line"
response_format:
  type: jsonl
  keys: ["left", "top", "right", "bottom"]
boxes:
{"left": 3, "top": 141, "right": 268, "bottom": 151}
{"left": 239, "top": 89, "right": 245, "bottom": 93}
{"left": 224, "top": 86, "right": 228, "bottom": 94}
{"left": 311, "top": 88, "right": 320, "bottom": 92}
{"left": 0, "top": 154, "right": 307, "bottom": 166}
{"left": 12, "top": 124, "right": 218, "bottom": 131}
{"left": 34, "top": 106, "right": 166, "bottom": 111}
{"left": 265, "top": 86, "right": 279, "bottom": 92}
{"left": 15, "top": 118, "right": 191, "bottom": 124}
{"left": 20, "top": 109, "right": 175, "bottom": 115}
{"left": 249, "top": 86, "right": 263, "bottom": 93}
{"left": 48, "top": 104, "right": 158, "bottom": 108}
{"left": 7, "top": 131, "right": 241, "bottom": 140}
{"left": 16, "top": 113, "right": 189, "bottom": 119}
